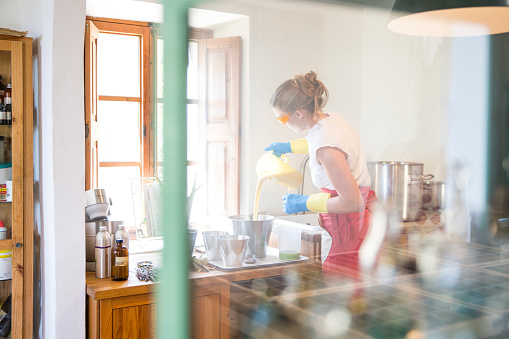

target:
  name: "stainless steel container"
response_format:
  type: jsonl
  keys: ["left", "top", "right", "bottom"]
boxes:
{"left": 368, "top": 161, "right": 434, "bottom": 221}
{"left": 203, "top": 231, "right": 229, "bottom": 261}
{"left": 85, "top": 188, "right": 109, "bottom": 206}
{"left": 95, "top": 226, "right": 111, "bottom": 278}
{"left": 229, "top": 214, "right": 274, "bottom": 259}
{"left": 189, "top": 229, "right": 198, "bottom": 257}
{"left": 219, "top": 235, "right": 250, "bottom": 267}
{"left": 86, "top": 220, "right": 122, "bottom": 271}
{"left": 422, "top": 181, "right": 446, "bottom": 212}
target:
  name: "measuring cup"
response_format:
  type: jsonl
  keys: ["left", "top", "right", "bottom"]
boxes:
{"left": 278, "top": 226, "right": 301, "bottom": 261}
{"left": 256, "top": 152, "right": 303, "bottom": 189}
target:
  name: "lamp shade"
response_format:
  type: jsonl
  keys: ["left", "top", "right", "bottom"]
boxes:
{"left": 387, "top": 0, "right": 509, "bottom": 37}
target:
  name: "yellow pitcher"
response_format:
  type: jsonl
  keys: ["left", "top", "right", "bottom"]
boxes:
{"left": 256, "top": 152, "right": 303, "bottom": 189}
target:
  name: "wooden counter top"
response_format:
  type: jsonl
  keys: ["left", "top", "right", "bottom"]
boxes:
{"left": 86, "top": 250, "right": 316, "bottom": 301}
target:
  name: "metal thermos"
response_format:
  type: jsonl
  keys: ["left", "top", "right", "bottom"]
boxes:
{"left": 95, "top": 226, "right": 111, "bottom": 278}
{"left": 115, "top": 225, "right": 129, "bottom": 250}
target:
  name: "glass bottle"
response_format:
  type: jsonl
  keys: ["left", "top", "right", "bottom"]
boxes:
{"left": 0, "top": 76, "right": 6, "bottom": 102}
{"left": 4, "top": 85, "right": 11, "bottom": 126}
{"left": 0, "top": 107, "right": 5, "bottom": 126}
{"left": 111, "top": 238, "right": 129, "bottom": 281}
{"left": 115, "top": 225, "right": 129, "bottom": 250}
{"left": 0, "top": 136, "right": 5, "bottom": 162}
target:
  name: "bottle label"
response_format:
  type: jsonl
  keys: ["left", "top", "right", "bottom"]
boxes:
{"left": 4, "top": 97, "right": 11, "bottom": 105}
{"left": 115, "top": 256, "right": 128, "bottom": 266}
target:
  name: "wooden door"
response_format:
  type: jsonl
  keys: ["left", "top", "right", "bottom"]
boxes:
{"left": 112, "top": 304, "right": 155, "bottom": 339}
{"left": 198, "top": 36, "right": 241, "bottom": 216}
{"left": 0, "top": 35, "right": 33, "bottom": 339}
{"left": 96, "top": 294, "right": 156, "bottom": 339}
{"left": 0, "top": 38, "right": 24, "bottom": 339}
{"left": 191, "top": 283, "right": 230, "bottom": 339}
{"left": 85, "top": 20, "right": 99, "bottom": 190}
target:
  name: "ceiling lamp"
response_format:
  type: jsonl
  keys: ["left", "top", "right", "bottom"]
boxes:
{"left": 387, "top": 0, "right": 509, "bottom": 37}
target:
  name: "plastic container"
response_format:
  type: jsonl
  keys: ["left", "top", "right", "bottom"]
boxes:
{"left": 278, "top": 226, "right": 301, "bottom": 261}
{"left": 0, "top": 250, "right": 12, "bottom": 280}
{"left": 256, "top": 152, "right": 303, "bottom": 189}
{"left": 0, "top": 162, "right": 12, "bottom": 185}
{"left": 0, "top": 221, "right": 6, "bottom": 240}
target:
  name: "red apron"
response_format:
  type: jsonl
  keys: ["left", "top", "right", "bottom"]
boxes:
{"left": 319, "top": 187, "right": 378, "bottom": 276}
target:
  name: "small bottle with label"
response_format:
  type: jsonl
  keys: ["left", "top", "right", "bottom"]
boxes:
{"left": 0, "top": 76, "right": 6, "bottom": 102}
{"left": 0, "top": 221, "right": 6, "bottom": 240}
{"left": 111, "top": 239, "right": 129, "bottom": 281}
{"left": 4, "top": 85, "right": 11, "bottom": 126}
{"left": 0, "top": 107, "right": 5, "bottom": 126}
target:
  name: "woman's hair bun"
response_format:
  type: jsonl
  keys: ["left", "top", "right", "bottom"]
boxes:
{"left": 304, "top": 71, "right": 318, "bottom": 86}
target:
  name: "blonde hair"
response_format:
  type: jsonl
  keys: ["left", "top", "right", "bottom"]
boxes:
{"left": 270, "top": 71, "right": 329, "bottom": 120}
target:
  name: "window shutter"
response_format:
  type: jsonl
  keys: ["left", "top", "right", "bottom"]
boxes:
{"left": 85, "top": 20, "right": 99, "bottom": 190}
{"left": 199, "top": 36, "right": 241, "bottom": 215}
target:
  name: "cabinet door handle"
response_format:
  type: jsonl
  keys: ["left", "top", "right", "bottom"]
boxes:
{"left": 15, "top": 243, "right": 21, "bottom": 248}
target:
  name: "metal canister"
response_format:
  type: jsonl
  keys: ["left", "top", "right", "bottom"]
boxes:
{"left": 368, "top": 161, "right": 434, "bottom": 221}
{"left": 95, "top": 226, "right": 111, "bottom": 278}
{"left": 422, "top": 181, "right": 446, "bottom": 212}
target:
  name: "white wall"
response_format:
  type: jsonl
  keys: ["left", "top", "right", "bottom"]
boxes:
{"left": 197, "top": 0, "right": 456, "bottom": 217}
{"left": 2, "top": 0, "right": 87, "bottom": 337}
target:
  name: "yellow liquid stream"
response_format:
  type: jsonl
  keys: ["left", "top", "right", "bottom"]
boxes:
{"left": 252, "top": 176, "right": 268, "bottom": 221}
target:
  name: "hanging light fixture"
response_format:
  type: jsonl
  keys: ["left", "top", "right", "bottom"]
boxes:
{"left": 387, "top": 0, "right": 509, "bottom": 37}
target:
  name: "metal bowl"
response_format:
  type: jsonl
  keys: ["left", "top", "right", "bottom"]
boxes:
{"left": 85, "top": 188, "right": 109, "bottom": 207}
{"left": 85, "top": 203, "right": 110, "bottom": 221}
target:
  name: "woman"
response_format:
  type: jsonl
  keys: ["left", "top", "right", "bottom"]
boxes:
{"left": 266, "top": 71, "right": 377, "bottom": 274}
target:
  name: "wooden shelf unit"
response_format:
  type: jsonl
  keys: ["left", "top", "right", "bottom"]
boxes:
{"left": 0, "top": 34, "right": 34, "bottom": 339}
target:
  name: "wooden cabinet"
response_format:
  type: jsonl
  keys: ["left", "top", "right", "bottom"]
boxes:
{"left": 192, "top": 284, "right": 230, "bottom": 339}
{"left": 88, "top": 292, "right": 156, "bottom": 339}
{"left": 0, "top": 34, "right": 33, "bottom": 339}
{"left": 86, "top": 253, "right": 314, "bottom": 339}
{"left": 87, "top": 275, "right": 230, "bottom": 339}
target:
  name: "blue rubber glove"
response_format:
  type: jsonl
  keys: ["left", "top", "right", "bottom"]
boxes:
{"left": 283, "top": 193, "right": 309, "bottom": 214}
{"left": 264, "top": 142, "right": 292, "bottom": 157}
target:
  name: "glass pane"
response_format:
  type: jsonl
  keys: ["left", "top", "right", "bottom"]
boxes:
{"left": 187, "top": 165, "right": 206, "bottom": 223}
{"left": 187, "top": 41, "right": 199, "bottom": 100}
{"left": 156, "top": 38, "right": 164, "bottom": 99}
{"left": 187, "top": 104, "right": 199, "bottom": 161}
{"left": 98, "top": 166, "right": 141, "bottom": 227}
{"left": 97, "top": 33, "right": 141, "bottom": 97}
{"left": 156, "top": 101, "right": 164, "bottom": 178}
{"left": 97, "top": 101, "right": 141, "bottom": 162}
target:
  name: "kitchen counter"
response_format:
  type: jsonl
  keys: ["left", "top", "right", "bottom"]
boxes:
{"left": 86, "top": 250, "right": 316, "bottom": 338}
{"left": 86, "top": 251, "right": 316, "bottom": 300}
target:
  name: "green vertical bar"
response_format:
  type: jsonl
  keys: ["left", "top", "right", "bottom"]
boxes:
{"left": 159, "top": 0, "right": 191, "bottom": 338}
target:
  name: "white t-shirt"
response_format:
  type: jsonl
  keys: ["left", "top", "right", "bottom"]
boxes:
{"left": 306, "top": 112, "right": 371, "bottom": 190}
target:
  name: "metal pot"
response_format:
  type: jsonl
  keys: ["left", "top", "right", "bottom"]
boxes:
{"left": 229, "top": 214, "right": 274, "bottom": 260}
{"left": 368, "top": 161, "right": 434, "bottom": 221}
{"left": 422, "top": 181, "right": 446, "bottom": 212}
